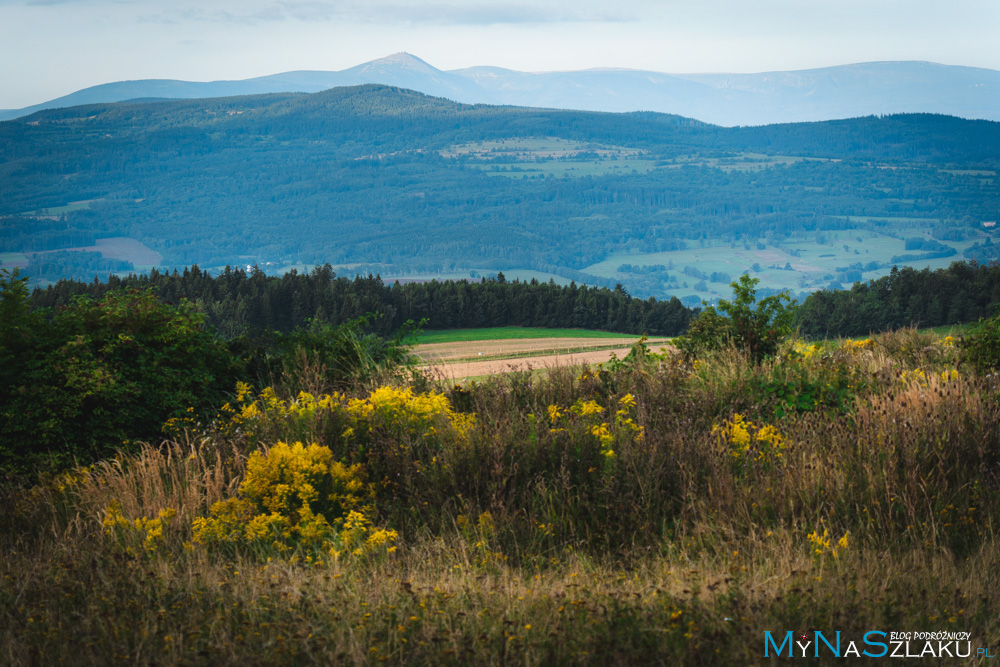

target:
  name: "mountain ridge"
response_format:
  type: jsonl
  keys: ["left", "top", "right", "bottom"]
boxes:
{"left": 3, "top": 84, "right": 998, "bottom": 301}
{"left": 2, "top": 53, "right": 998, "bottom": 126}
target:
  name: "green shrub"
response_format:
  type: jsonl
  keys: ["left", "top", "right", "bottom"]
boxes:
{"left": 0, "top": 278, "right": 240, "bottom": 475}
{"left": 960, "top": 308, "right": 1000, "bottom": 375}
{"left": 672, "top": 306, "right": 731, "bottom": 358}
{"left": 676, "top": 274, "right": 795, "bottom": 362}
{"left": 232, "top": 316, "right": 418, "bottom": 394}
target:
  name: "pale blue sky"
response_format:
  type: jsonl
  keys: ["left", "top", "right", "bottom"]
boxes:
{"left": 1, "top": 0, "right": 998, "bottom": 108}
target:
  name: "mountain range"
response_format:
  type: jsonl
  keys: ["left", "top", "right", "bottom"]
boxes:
{"left": 2, "top": 53, "right": 998, "bottom": 126}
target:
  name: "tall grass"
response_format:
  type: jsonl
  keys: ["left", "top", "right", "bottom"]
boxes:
{"left": 2, "top": 329, "right": 998, "bottom": 664}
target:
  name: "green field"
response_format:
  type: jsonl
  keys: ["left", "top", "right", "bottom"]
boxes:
{"left": 21, "top": 199, "right": 100, "bottom": 216}
{"left": 384, "top": 269, "right": 571, "bottom": 285}
{"left": 255, "top": 265, "right": 574, "bottom": 287}
{"left": 416, "top": 327, "right": 640, "bottom": 345}
{"left": 923, "top": 323, "right": 974, "bottom": 336}
{"left": 0, "top": 253, "right": 27, "bottom": 264}
{"left": 472, "top": 158, "right": 657, "bottom": 179}
{"left": 664, "top": 152, "right": 832, "bottom": 172}
{"left": 441, "top": 137, "right": 646, "bottom": 160}
{"left": 457, "top": 145, "right": 831, "bottom": 180}
{"left": 232, "top": 223, "right": 984, "bottom": 308}
{"left": 583, "top": 226, "right": 980, "bottom": 303}
{"left": 939, "top": 168, "right": 996, "bottom": 176}
{"left": 446, "top": 137, "right": 656, "bottom": 179}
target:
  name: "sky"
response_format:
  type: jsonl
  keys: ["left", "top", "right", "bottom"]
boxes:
{"left": 1, "top": 0, "right": 999, "bottom": 109}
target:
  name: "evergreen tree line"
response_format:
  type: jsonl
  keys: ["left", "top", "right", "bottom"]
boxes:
{"left": 796, "top": 261, "right": 1000, "bottom": 337}
{"left": 29, "top": 265, "right": 695, "bottom": 338}
{"left": 28, "top": 260, "right": 1000, "bottom": 341}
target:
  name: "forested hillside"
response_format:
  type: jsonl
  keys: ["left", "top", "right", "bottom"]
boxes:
{"left": 2, "top": 85, "right": 998, "bottom": 302}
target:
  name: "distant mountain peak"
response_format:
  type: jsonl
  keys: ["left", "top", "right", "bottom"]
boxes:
{"left": 358, "top": 52, "right": 439, "bottom": 72}
{"left": 2, "top": 55, "right": 998, "bottom": 126}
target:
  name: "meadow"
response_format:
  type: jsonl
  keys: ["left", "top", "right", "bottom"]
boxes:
{"left": 2, "top": 324, "right": 998, "bottom": 664}
{"left": 583, "top": 226, "right": 980, "bottom": 304}
{"left": 19, "top": 198, "right": 101, "bottom": 217}
{"left": 458, "top": 149, "right": 824, "bottom": 180}
{"left": 444, "top": 140, "right": 832, "bottom": 181}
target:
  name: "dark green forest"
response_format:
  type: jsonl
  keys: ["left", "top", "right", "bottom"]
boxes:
{"left": 29, "top": 265, "right": 694, "bottom": 338}
{"left": 27, "top": 259, "right": 1000, "bottom": 341}
{"left": 2, "top": 86, "right": 998, "bottom": 296}
{"left": 797, "top": 261, "right": 1000, "bottom": 337}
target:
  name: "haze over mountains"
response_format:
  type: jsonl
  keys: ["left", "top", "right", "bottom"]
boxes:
{"left": 2, "top": 53, "right": 998, "bottom": 126}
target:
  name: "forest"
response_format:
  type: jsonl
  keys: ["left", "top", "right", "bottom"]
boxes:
{"left": 27, "top": 260, "right": 1000, "bottom": 341}
{"left": 2, "top": 86, "right": 997, "bottom": 299}
{"left": 797, "top": 261, "right": 1000, "bottom": 336}
{"left": 27, "top": 265, "right": 693, "bottom": 338}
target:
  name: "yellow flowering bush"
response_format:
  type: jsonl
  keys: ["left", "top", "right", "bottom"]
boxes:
{"left": 347, "top": 386, "right": 476, "bottom": 443}
{"left": 191, "top": 441, "right": 391, "bottom": 557}
{"left": 213, "top": 383, "right": 475, "bottom": 451}
{"left": 712, "top": 413, "right": 788, "bottom": 474}
{"left": 207, "top": 383, "right": 346, "bottom": 445}
{"left": 939, "top": 368, "right": 960, "bottom": 383}
{"left": 841, "top": 338, "right": 876, "bottom": 354}
{"left": 198, "top": 385, "right": 477, "bottom": 535}
{"left": 545, "top": 395, "right": 644, "bottom": 461}
{"left": 899, "top": 367, "right": 960, "bottom": 389}
{"left": 808, "top": 527, "right": 849, "bottom": 560}
{"left": 569, "top": 399, "right": 605, "bottom": 418}
{"left": 899, "top": 368, "right": 928, "bottom": 386}
{"left": 329, "top": 510, "right": 399, "bottom": 559}
{"left": 102, "top": 501, "right": 176, "bottom": 554}
{"left": 791, "top": 341, "right": 823, "bottom": 361}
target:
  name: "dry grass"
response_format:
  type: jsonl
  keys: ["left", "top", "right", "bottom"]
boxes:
{"left": 2, "top": 328, "right": 999, "bottom": 664}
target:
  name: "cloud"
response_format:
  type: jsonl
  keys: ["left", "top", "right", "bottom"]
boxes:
{"left": 137, "top": 0, "right": 638, "bottom": 26}
{"left": 361, "top": 2, "right": 637, "bottom": 25}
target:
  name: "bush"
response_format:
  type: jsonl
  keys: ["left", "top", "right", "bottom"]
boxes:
{"left": 676, "top": 275, "right": 796, "bottom": 362}
{"left": 190, "top": 441, "right": 393, "bottom": 558}
{"left": 232, "top": 316, "right": 418, "bottom": 394}
{"left": 960, "top": 309, "right": 1000, "bottom": 374}
{"left": 0, "top": 276, "right": 240, "bottom": 475}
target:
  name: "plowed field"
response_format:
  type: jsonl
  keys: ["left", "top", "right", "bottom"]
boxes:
{"left": 416, "top": 336, "right": 672, "bottom": 379}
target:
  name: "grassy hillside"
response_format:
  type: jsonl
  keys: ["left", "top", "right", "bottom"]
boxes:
{"left": 3, "top": 327, "right": 998, "bottom": 664}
